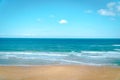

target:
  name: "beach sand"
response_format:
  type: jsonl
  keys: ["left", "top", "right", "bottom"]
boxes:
{"left": 0, "top": 65, "right": 120, "bottom": 80}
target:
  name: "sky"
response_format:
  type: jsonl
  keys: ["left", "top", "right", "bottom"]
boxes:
{"left": 0, "top": 0, "right": 120, "bottom": 38}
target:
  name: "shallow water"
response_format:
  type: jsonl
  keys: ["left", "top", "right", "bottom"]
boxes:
{"left": 0, "top": 38, "right": 120, "bottom": 66}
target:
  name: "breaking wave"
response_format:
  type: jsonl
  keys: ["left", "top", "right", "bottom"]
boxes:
{"left": 0, "top": 51, "right": 120, "bottom": 66}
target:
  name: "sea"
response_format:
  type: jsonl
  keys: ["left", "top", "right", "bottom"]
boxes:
{"left": 0, "top": 38, "right": 120, "bottom": 66}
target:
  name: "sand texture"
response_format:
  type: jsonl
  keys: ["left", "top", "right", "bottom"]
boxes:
{"left": 0, "top": 65, "right": 120, "bottom": 80}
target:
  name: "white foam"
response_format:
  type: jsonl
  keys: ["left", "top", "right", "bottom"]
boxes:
{"left": 0, "top": 52, "right": 69, "bottom": 60}
{"left": 0, "top": 51, "right": 120, "bottom": 59}
{"left": 114, "top": 49, "right": 120, "bottom": 51}
{"left": 37, "top": 53, "right": 68, "bottom": 57}
{"left": 112, "top": 44, "right": 120, "bottom": 46}
{"left": 0, "top": 52, "right": 68, "bottom": 56}
{"left": 81, "top": 51, "right": 116, "bottom": 54}
{"left": 58, "top": 59, "right": 119, "bottom": 66}
{"left": 79, "top": 51, "right": 120, "bottom": 59}
{"left": 81, "top": 51, "right": 104, "bottom": 56}
{"left": 61, "top": 60, "right": 83, "bottom": 63}
{"left": 0, "top": 51, "right": 120, "bottom": 66}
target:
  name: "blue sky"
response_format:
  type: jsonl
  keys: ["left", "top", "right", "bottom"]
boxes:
{"left": 0, "top": 0, "right": 120, "bottom": 38}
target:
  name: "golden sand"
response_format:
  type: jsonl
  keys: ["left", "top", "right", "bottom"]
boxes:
{"left": 0, "top": 65, "right": 120, "bottom": 80}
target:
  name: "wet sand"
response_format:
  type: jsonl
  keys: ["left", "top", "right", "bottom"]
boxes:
{"left": 0, "top": 65, "right": 120, "bottom": 80}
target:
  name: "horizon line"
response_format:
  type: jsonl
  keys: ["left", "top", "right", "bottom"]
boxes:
{"left": 0, "top": 37, "right": 120, "bottom": 39}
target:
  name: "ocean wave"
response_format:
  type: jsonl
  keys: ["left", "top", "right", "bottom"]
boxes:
{"left": 112, "top": 44, "right": 120, "bottom": 46}
{"left": 0, "top": 52, "right": 68, "bottom": 56}
{"left": 0, "top": 51, "right": 120, "bottom": 66}
{"left": 0, "top": 52, "right": 70, "bottom": 61}
{"left": 0, "top": 51, "right": 120, "bottom": 59}
{"left": 114, "top": 49, "right": 120, "bottom": 51}
{"left": 81, "top": 51, "right": 120, "bottom": 59}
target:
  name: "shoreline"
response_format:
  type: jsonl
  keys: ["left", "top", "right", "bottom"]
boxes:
{"left": 0, "top": 65, "right": 120, "bottom": 80}
{"left": 0, "top": 64, "right": 120, "bottom": 68}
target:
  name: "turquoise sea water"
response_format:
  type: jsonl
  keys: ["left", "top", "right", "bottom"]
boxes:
{"left": 0, "top": 38, "right": 120, "bottom": 66}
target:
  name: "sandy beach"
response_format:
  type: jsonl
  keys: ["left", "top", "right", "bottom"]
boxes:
{"left": 0, "top": 65, "right": 120, "bottom": 80}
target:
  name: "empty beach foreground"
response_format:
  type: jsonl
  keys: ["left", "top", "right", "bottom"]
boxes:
{"left": 0, "top": 65, "right": 120, "bottom": 80}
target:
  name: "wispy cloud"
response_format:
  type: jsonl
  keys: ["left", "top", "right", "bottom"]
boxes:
{"left": 107, "top": 2, "right": 116, "bottom": 9}
{"left": 116, "top": 5, "right": 120, "bottom": 12}
{"left": 59, "top": 19, "right": 68, "bottom": 24}
{"left": 98, "top": 1, "right": 120, "bottom": 16}
{"left": 98, "top": 9, "right": 115, "bottom": 16}
{"left": 85, "top": 10, "right": 93, "bottom": 14}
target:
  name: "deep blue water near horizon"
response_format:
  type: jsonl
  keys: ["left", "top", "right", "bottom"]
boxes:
{"left": 0, "top": 38, "right": 120, "bottom": 66}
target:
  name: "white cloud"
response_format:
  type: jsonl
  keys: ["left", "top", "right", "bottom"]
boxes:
{"left": 98, "top": 9, "right": 115, "bottom": 16}
{"left": 116, "top": 5, "right": 120, "bottom": 12}
{"left": 59, "top": 19, "right": 68, "bottom": 24}
{"left": 107, "top": 2, "right": 116, "bottom": 9}
{"left": 98, "top": 1, "right": 120, "bottom": 17}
